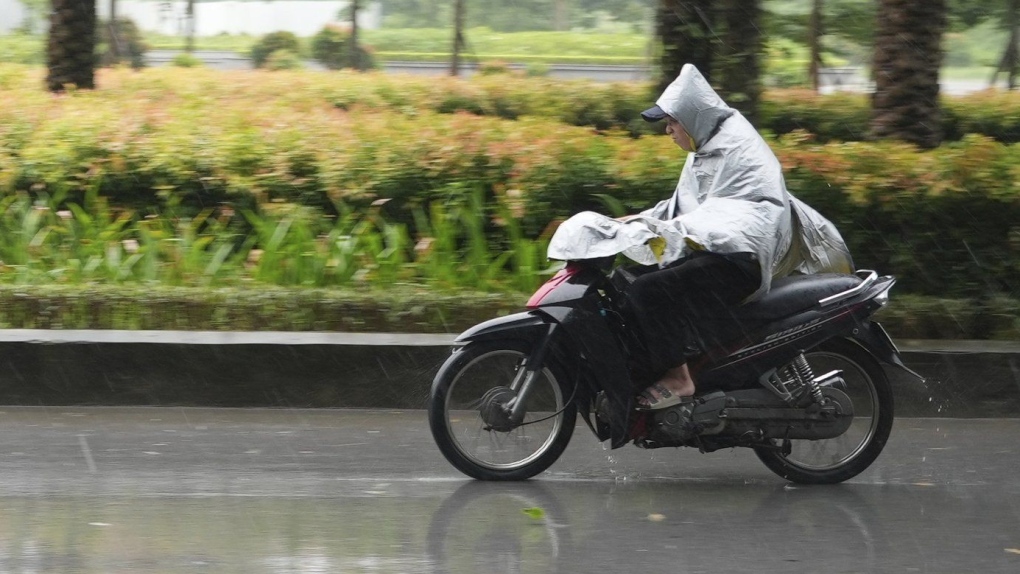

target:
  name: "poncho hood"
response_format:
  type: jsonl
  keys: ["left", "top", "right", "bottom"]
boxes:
{"left": 655, "top": 64, "right": 735, "bottom": 148}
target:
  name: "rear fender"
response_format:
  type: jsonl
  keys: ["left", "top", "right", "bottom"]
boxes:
{"left": 851, "top": 321, "right": 925, "bottom": 381}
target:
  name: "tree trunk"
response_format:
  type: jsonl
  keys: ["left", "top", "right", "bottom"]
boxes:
{"left": 715, "top": 0, "right": 763, "bottom": 125}
{"left": 186, "top": 0, "right": 195, "bottom": 53}
{"left": 451, "top": 0, "right": 465, "bottom": 76}
{"left": 107, "top": 0, "right": 120, "bottom": 61}
{"left": 991, "top": 0, "right": 1019, "bottom": 89}
{"left": 47, "top": 0, "right": 97, "bottom": 92}
{"left": 554, "top": 0, "right": 569, "bottom": 31}
{"left": 870, "top": 0, "right": 947, "bottom": 149}
{"left": 808, "top": 0, "right": 824, "bottom": 92}
{"left": 655, "top": 0, "right": 716, "bottom": 95}
{"left": 349, "top": 0, "right": 361, "bottom": 69}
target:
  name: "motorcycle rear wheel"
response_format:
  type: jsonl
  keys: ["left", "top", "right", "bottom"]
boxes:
{"left": 429, "top": 340, "right": 577, "bottom": 481}
{"left": 754, "top": 338, "right": 894, "bottom": 485}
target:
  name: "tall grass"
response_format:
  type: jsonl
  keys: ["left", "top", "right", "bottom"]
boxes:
{"left": 0, "top": 189, "right": 555, "bottom": 294}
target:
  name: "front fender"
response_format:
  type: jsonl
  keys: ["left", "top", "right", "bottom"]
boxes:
{"left": 454, "top": 310, "right": 553, "bottom": 345}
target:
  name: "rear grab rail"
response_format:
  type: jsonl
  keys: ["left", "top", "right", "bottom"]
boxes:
{"left": 818, "top": 269, "right": 878, "bottom": 307}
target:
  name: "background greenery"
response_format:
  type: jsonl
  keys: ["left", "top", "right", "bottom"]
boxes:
{"left": 1, "top": 65, "right": 1019, "bottom": 339}
{"left": 0, "top": 16, "right": 1009, "bottom": 78}
{"left": 2, "top": 0, "right": 1020, "bottom": 338}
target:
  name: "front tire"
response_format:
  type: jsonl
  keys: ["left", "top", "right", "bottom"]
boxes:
{"left": 754, "top": 338, "right": 894, "bottom": 484}
{"left": 428, "top": 340, "right": 577, "bottom": 481}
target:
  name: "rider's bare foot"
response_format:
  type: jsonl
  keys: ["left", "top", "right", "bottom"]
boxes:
{"left": 635, "top": 364, "right": 695, "bottom": 410}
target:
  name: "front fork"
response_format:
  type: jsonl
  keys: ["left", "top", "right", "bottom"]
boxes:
{"left": 505, "top": 323, "right": 560, "bottom": 423}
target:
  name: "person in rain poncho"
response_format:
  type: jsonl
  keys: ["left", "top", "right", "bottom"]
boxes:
{"left": 620, "top": 64, "right": 854, "bottom": 410}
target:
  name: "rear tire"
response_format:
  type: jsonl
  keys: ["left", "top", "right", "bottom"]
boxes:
{"left": 754, "top": 338, "right": 894, "bottom": 484}
{"left": 429, "top": 340, "right": 577, "bottom": 481}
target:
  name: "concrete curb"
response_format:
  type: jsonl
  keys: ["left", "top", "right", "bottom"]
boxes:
{"left": 0, "top": 330, "right": 1016, "bottom": 417}
{"left": 0, "top": 329, "right": 456, "bottom": 346}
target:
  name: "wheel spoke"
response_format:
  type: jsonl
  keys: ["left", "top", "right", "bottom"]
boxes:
{"left": 442, "top": 348, "right": 566, "bottom": 472}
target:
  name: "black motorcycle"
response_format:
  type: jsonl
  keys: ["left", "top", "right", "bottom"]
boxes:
{"left": 428, "top": 250, "right": 921, "bottom": 484}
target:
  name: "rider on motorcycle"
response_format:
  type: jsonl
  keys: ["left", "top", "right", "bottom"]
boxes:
{"left": 617, "top": 64, "right": 854, "bottom": 410}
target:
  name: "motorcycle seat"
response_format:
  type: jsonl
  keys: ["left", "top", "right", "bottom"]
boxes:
{"left": 734, "top": 273, "right": 863, "bottom": 323}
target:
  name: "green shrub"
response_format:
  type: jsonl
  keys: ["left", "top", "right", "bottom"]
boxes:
{"left": 0, "top": 33, "right": 45, "bottom": 65}
{"left": 97, "top": 18, "right": 148, "bottom": 69}
{"left": 0, "top": 285, "right": 1017, "bottom": 339}
{"left": 4, "top": 66, "right": 1020, "bottom": 301}
{"left": 311, "top": 25, "right": 348, "bottom": 69}
{"left": 435, "top": 93, "right": 486, "bottom": 115}
{"left": 765, "top": 37, "right": 809, "bottom": 88}
{"left": 250, "top": 32, "right": 301, "bottom": 68}
{"left": 478, "top": 60, "right": 513, "bottom": 75}
{"left": 172, "top": 53, "right": 203, "bottom": 68}
{"left": 762, "top": 89, "right": 1020, "bottom": 145}
{"left": 524, "top": 62, "right": 550, "bottom": 77}
{"left": 266, "top": 49, "right": 303, "bottom": 71}
{"left": 309, "top": 24, "right": 376, "bottom": 70}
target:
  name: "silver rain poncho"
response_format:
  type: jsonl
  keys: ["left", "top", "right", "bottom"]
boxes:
{"left": 550, "top": 64, "right": 853, "bottom": 301}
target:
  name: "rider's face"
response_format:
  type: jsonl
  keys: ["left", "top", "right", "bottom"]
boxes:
{"left": 665, "top": 116, "right": 695, "bottom": 152}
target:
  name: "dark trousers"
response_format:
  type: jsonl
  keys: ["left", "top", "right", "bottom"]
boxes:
{"left": 625, "top": 252, "right": 761, "bottom": 380}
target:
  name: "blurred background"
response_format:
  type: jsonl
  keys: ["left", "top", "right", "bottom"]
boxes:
{"left": 0, "top": 1, "right": 1018, "bottom": 341}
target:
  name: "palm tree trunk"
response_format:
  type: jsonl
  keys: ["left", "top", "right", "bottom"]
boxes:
{"left": 716, "top": 0, "right": 763, "bottom": 125}
{"left": 870, "top": 0, "right": 947, "bottom": 149}
{"left": 47, "top": 0, "right": 97, "bottom": 92}
{"left": 655, "top": 0, "right": 716, "bottom": 94}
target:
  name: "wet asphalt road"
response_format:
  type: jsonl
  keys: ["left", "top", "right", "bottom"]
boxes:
{"left": 0, "top": 407, "right": 1018, "bottom": 573}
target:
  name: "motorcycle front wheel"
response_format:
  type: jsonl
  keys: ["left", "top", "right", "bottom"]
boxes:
{"left": 428, "top": 340, "right": 577, "bottom": 481}
{"left": 754, "top": 338, "right": 894, "bottom": 485}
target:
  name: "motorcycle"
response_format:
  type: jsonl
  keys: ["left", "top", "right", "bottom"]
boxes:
{"left": 427, "top": 213, "right": 923, "bottom": 484}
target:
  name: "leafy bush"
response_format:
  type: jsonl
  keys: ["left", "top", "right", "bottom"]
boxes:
{"left": 524, "top": 62, "right": 550, "bottom": 77}
{"left": 2, "top": 66, "right": 1020, "bottom": 301}
{"left": 0, "top": 33, "right": 45, "bottom": 65}
{"left": 310, "top": 24, "right": 377, "bottom": 70}
{"left": 761, "top": 90, "right": 872, "bottom": 141}
{"left": 478, "top": 60, "right": 513, "bottom": 75}
{"left": 311, "top": 25, "right": 348, "bottom": 69}
{"left": 266, "top": 49, "right": 303, "bottom": 71}
{"left": 172, "top": 53, "right": 203, "bottom": 68}
{"left": 250, "top": 32, "right": 301, "bottom": 68}
{"left": 762, "top": 89, "right": 1020, "bottom": 144}
{"left": 97, "top": 18, "right": 148, "bottom": 69}
{"left": 765, "top": 38, "right": 809, "bottom": 88}
{"left": 0, "top": 284, "right": 1015, "bottom": 338}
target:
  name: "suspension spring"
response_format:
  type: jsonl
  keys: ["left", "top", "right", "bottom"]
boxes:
{"left": 793, "top": 352, "right": 823, "bottom": 402}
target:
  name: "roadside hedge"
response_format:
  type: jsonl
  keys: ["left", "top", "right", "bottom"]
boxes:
{"left": 763, "top": 89, "right": 1020, "bottom": 144}
{"left": 1, "top": 66, "right": 1019, "bottom": 303}
{"left": 4, "top": 64, "right": 1019, "bottom": 141}
{"left": 1, "top": 285, "right": 1017, "bottom": 340}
